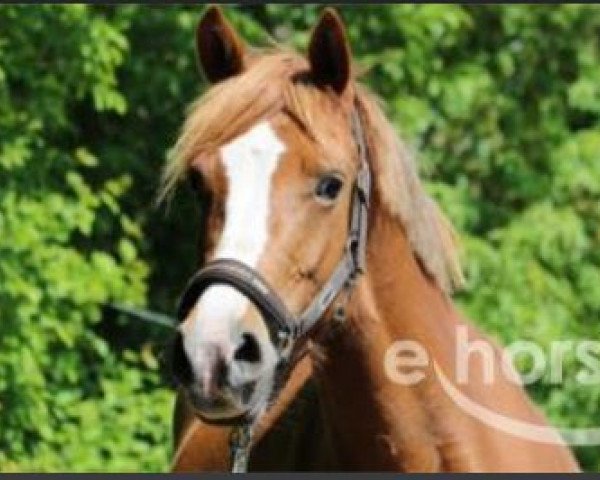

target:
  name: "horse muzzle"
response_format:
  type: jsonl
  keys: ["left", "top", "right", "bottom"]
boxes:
{"left": 171, "top": 327, "right": 269, "bottom": 425}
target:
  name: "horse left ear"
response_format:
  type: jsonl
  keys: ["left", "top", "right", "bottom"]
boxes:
{"left": 308, "top": 8, "right": 352, "bottom": 94}
{"left": 196, "top": 6, "right": 246, "bottom": 84}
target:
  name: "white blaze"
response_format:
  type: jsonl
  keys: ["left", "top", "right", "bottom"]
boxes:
{"left": 184, "top": 121, "right": 285, "bottom": 366}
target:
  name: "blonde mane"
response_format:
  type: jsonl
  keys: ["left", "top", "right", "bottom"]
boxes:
{"left": 161, "top": 49, "right": 463, "bottom": 293}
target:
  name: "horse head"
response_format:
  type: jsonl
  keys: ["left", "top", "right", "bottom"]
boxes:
{"left": 168, "top": 7, "right": 365, "bottom": 425}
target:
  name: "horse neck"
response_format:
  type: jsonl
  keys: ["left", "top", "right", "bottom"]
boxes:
{"left": 313, "top": 203, "right": 466, "bottom": 471}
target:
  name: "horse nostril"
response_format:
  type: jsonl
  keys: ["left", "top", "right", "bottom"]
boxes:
{"left": 234, "top": 332, "right": 261, "bottom": 363}
{"left": 214, "top": 356, "right": 229, "bottom": 389}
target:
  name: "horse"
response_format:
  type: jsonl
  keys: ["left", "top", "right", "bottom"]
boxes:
{"left": 164, "top": 6, "right": 580, "bottom": 472}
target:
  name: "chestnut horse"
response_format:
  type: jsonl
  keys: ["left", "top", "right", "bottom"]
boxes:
{"left": 164, "top": 7, "right": 579, "bottom": 472}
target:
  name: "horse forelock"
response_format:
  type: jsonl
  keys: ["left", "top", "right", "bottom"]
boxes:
{"left": 161, "top": 48, "right": 463, "bottom": 294}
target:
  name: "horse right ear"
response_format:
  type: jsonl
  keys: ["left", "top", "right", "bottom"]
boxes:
{"left": 308, "top": 8, "right": 352, "bottom": 94}
{"left": 196, "top": 6, "right": 246, "bottom": 83}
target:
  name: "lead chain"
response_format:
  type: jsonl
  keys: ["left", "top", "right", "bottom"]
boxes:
{"left": 230, "top": 424, "right": 252, "bottom": 473}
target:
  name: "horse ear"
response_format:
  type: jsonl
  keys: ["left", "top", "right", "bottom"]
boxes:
{"left": 308, "top": 8, "right": 352, "bottom": 94}
{"left": 196, "top": 6, "right": 246, "bottom": 83}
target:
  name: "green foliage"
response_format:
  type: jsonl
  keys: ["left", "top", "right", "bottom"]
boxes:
{"left": 0, "top": 5, "right": 167, "bottom": 472}
{"left": 1, "top": 4, "right": 599, "bottom": 472}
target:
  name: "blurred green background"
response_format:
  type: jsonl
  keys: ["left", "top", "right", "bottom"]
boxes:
{"left": 1, "top": 4, "right": 599, "bottom": 472}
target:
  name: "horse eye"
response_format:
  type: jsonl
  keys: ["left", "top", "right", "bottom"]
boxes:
{"left": 314, "top": 175, "right": 343, "bottom": 202}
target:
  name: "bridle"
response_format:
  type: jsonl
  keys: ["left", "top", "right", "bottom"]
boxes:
{"left": 175, "top": 104, "right": 372, "bottom": 472}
